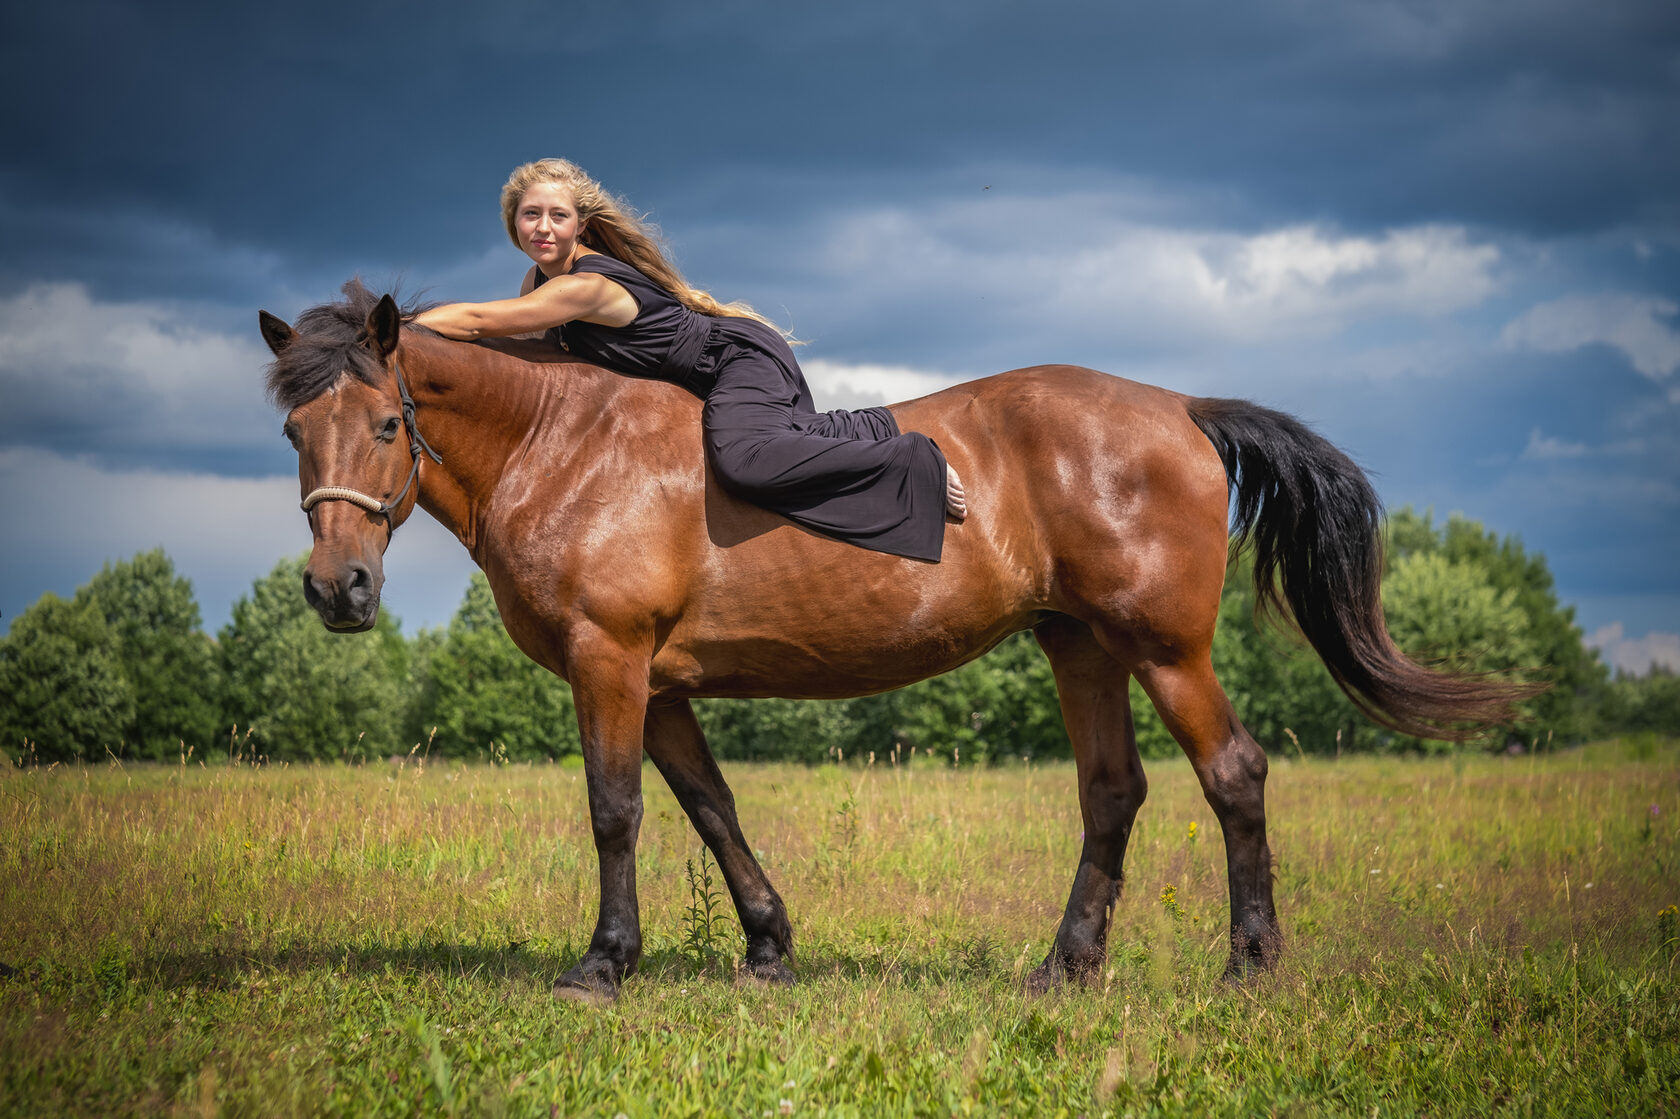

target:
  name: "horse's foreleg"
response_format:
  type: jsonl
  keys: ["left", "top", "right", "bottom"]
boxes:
{"left": 1027, "top": 617, "right": 1148, "bottom": 993}
{"left": 554, "top": 641, "right": 651, "bottom": 1003}
{"left": 1136, "top": 657, "right": 1280, "bottom": 978}
{"left": 644, "top": 698, "right": 795, "bottom": 984}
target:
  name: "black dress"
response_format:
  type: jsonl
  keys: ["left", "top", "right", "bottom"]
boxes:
{"left": 538, "top": 254, "right": 948, "bottom": 561}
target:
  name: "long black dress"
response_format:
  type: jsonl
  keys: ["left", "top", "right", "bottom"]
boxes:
{"left": 538, "top": 253, "right": 948, "bottom": 561}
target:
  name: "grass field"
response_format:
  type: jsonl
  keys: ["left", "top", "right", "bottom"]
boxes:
{"left": 2, "top": 739, "right": 1677, "bottom": 1117}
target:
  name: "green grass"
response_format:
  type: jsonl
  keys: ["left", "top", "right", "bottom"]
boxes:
{"left": 2, "top": 741, "right": 1677, "bottom": 1116}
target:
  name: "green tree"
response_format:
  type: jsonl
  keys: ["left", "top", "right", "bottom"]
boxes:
{"left": 1602, "top": 666, "right": 1680, "bottom": 735}
{"left": 1379, "top": 549, "right": 1544, "bottom": 752}
{"left": 1386, "top": 508, "right": 1605, "bottom": 745}
{"left": 218, "top": 556, "right": 406, "bottom": 760}
{"left": 891, "top": 633, "right": 1067, "bottom": 763}
{"left": 0, "top": 594, "right": 135, "bottom": 762}
{"left": 415, "top": 572, "right": 579, "bottom": 760}
{"left": 75, "top": 549, "right": 220, "bottom": 759}
{"left": 695, "top": 695, "right": 869, "bottom": 764}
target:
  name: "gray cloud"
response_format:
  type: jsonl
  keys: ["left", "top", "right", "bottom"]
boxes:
{"left": 1502, "top": 293, "right": 1680, "bottom": 381}
{"left": 3, "top": 0, "right": 1674, "bottom": 290}
{"left": 0, "top": 448, "right": 477, "bottom": 635}
{"left": 0, "top": 283, "right": 287, "bottom": 474}
{"left": 1584, "top": 622, "right": 1680, "bottom": 676}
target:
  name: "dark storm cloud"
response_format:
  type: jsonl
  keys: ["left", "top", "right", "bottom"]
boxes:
{"left": 3, "top": 0, "right": 1674, "bottom": 304}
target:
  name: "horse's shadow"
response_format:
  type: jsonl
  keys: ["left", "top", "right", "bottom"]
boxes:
{"left": 121, "top": 939, "right": 1014, "bottom": 995}
{"left": 132, "top": 941, "right": 552, "bottom": 993}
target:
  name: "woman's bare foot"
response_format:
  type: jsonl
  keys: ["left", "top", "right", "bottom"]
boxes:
{"left": 946, "top": 464, "right": 967, "bottom": 522}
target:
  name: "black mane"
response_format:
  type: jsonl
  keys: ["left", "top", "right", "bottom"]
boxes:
{"left": 265, "top": 280, "right": 430, "bottom": 411}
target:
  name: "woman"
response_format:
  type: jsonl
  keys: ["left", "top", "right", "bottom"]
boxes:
{"left": 415, "top": 159, "right": 964, "bottom": 562}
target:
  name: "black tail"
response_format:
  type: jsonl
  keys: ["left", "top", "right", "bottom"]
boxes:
{"left": 1187, "top": 397, "right": 1535, "bottom": 740}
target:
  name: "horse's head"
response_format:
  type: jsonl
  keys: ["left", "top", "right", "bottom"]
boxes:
{"left": 259, "top": 284, "right": 427, "bottom": 633}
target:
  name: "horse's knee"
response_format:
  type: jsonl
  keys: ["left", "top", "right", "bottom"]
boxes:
{"left": 1199, "top": 736, "right": 1267, "bottom": 823}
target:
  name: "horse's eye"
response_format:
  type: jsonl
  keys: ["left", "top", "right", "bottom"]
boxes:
{"left": 379, "top": 417, "right": 401, "bottom": 441}
{"left": 282, "top": 423, "right": 300, "bottom": 448}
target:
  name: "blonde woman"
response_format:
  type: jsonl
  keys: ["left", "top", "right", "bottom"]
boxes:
{"left": 416, "top": 159, "right": 964, "bottom": 561}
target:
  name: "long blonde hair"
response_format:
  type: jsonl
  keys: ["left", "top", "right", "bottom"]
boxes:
{"left": 501, "top": 159, "right": 784, "bottom": 333}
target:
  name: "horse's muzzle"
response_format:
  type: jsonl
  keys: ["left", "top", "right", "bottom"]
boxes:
{"left": 302, "top": 559, "right": 382, "bottom": 632}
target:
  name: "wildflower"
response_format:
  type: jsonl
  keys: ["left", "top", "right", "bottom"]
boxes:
{"left": 779, "top": 1100, "right": 794, "bottom": 1116}
{"left": 1186, "top": 821, "right": 1199, "bottom": 843}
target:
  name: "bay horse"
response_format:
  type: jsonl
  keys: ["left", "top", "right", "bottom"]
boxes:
{"left": 260, "top": 282, "right": 1524, "bottom": 1001}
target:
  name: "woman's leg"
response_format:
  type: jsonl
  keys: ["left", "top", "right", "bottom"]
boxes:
{"left": 701, "top": 347, "right": 951, "bottom": 560}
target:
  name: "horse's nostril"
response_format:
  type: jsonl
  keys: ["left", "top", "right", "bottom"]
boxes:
{"left": 348, "top": 564, "right": 370, "bottom": 590}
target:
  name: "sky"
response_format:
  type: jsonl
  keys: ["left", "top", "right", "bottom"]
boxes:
{"left": 1, "top": 0, "right": 1677, "bottom": 674}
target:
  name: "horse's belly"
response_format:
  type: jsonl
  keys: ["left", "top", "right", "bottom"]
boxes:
{"left": 648, "top": 618, "right": 1035, "bottom": 699}
{"left": 648, "top": 545, "right": 1047, "bottom": 699}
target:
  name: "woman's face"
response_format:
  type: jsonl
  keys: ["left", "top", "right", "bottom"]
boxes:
{"left": 515, "top": 182, "right": 584, "bottom": 273}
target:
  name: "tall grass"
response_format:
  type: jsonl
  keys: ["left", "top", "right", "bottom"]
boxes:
{"left": 1, "top": 741, "right": 1675, "bottom": 1116}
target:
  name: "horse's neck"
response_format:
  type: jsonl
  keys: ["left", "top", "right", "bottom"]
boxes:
{"left": 403, "top": 334, "right": 598, "bottom": 557}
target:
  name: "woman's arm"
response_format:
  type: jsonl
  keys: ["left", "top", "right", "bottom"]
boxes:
{"left": 502, "top": 266, "right": 549, "bottom": 341}
{"left": 414, "top": 269, "right": 634, "bottom": 340}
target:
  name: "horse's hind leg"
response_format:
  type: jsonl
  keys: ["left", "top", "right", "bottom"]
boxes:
{"left": 643, "top": 697, "right": 796, "bottom": 984}
{"left": 1134, "top": 656, "right": 1281, "bottom": 978}
{"left": 1027, "top": 615, "right": 1148, "bottom": 993}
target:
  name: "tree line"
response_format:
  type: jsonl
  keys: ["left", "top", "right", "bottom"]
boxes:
{"left": 2, "top": 510, "right": 1673, "bottom": 766}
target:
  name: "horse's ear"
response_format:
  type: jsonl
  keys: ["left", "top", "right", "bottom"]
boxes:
{"left": 364, "top": 294, "right": 402, "bottom": 360}
{"left": 259, "top": 310, "right": 296, "bottom": 356}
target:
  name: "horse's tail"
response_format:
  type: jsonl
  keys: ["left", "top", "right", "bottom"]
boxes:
{"left": 1185, "top": 396, "right": 1536, "bottom": 740}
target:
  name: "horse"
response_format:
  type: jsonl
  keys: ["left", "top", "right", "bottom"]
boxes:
{"left": 259, "top": 281, "right": 1527, "bottom": 1001}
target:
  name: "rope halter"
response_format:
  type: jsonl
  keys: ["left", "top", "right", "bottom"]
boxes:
{"left": 299, "top": 355, "right": 442, "bottom": 519}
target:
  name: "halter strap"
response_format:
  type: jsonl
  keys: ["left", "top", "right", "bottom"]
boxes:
{"left": 299, "top": 354, "right": 442, "bottom": 519}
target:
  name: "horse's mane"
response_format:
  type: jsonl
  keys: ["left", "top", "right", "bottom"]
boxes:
{"left": 265, "top": 279, "right": 432, "bottom": 411}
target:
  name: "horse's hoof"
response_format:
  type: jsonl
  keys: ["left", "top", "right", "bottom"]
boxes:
{"left": 1221, "top": 929, "right": 1281, "bottom": 983}
{"left": 737, "top": 958, "right": 796, "bottom": 987}
{"left": 1220, "top": 951, "right": 1278, "bottom": 984}
{"left": 1026, "top": 949, "right": 1102, "bottom": 995}
{"left": 552, "top": 961, "right": 621, "bottom": 1005}
{"left": 1221, "top": 958, "right": 1275, "bottom": 985}
{"left": 1023, "top": 966, "right": 1060, "bottom": 997}
{"left": 1024, "top": 959, "right": 1073, "bottom": 996}
{"left": 553, "top": 976, "right": 618, "bottom": 1006}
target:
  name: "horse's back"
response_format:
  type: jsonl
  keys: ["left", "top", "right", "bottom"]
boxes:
{"left": 894, "top": 363, "right": 1229, "bottom": 550}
